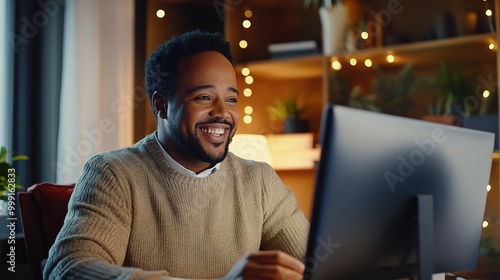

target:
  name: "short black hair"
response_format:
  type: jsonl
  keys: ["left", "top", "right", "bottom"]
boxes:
{"left": 144, "top": 30, "right": 233, "bottom": 108}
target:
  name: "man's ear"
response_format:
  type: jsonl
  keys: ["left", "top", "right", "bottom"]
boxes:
{"left": 152, "top": 92, "right": 167, "bottom": 119}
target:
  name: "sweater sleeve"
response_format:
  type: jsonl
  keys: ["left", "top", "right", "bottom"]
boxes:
{"left": 259, "top": 164, "right": 310, "bottom": 261}
{"left": 43, "top": 154, "right": 170, "bottom": 280}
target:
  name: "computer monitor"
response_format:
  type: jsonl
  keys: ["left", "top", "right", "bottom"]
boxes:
{"left": 304, "top": 104, "right": 495, "bottom": 280}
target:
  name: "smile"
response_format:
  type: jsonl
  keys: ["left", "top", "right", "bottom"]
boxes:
{"left": 200, "top": 127, "right": 225, "bottom": 137}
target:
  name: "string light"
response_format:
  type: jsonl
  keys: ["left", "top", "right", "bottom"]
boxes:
{"left": 243, "top": 115, "right": 252, "bottom": 124}
{"left": 245, "top": 76, "right": 254, "bottom": 85}
{"left": 156, "top": 9, "right": 165, "bottom": 18}
{"left": 386, "top": 54, "right": 395, "bottom": 63}
{"left": 483, "top": 90, "right": 491, "bottom": 98}
{"left": 241, "top": 9, "right": 253, "bottom": 124}
{"left": 239, "top": 40, "right": 248, "bottom": 49}
{"left": 483, "top": 220, "right": 489, "bottom": 228}
{"left": 242, "top": 20, "right": 251, "bottom": 28}
{"left": 244, "top": 106, "right": 253, "bottom": 114}
{"left": 331, "top": 60, "right": 342, "bottom": 71}
{"left": 243, "top": 88, "right": 252, "bottom": 97}
{"left": 364, "top": 59, "right": 373, "bottom": 67}
{"left": 241, "top": 67, "right": 250, "bottom": 76}
{"left": 349, "top": 58, "right": 357, "bottom": 66}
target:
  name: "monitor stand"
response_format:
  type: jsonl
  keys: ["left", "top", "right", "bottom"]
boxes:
{"left": 417, "top": 194, "right": 433, "bottom": 280}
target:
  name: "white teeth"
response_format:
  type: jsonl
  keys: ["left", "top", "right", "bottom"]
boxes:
{"left": 201, "top": 128, "right": 225, "bottom": 136}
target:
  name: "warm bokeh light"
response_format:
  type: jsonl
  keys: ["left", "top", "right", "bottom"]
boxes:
{"left": 156, "top": 9, "right": 165, "bottom": 18}
{"left": 361, "top": 31, "right": 369, "bottom": 40}
{"left": 364, "top": 59, "right": 373, "bottom": 67}
{"left": 243, "top": 115, "right": 252, "bottom": 124}
{"left": 331, "top": 60, "right": 342, "bottom": 71}
{"left": 486, "top": 9, "right": 493, "bottom": 17}
{"left": 239, "top": 40, "right": 248, "bottom": 49}
{"left": 242, "top": 20, "right": 251, "bottom": 28}
{"left": 245, "top": 76, "right": 254, "bottom": 84}
{"left": 483, "top": 220, "right": 489, "bottom": 228}
{"left": 244, "top": 106, "right": 253, "bottom": 114}
{"left": 386, "top": 55, "right": 395, "bottom": 63}
{"left": 243, "top": 88, "right": 252, "bottom": 97}
{"left": 349, "top": 58, "right": 357, "bottom": 66}
{"left": 487, "top": 184, "right": 491, "bottom": 192}
{"left": 489, "top": 43, "right": 495, "bottom": 50}
{"left": 244, "top": 10, "right": 253, "bottom": 18}
{"left": 483, "top": 90, "right": 491, "bottom": 98}
{"left": 241, "top": 67, "right": 250, "bottom": 76}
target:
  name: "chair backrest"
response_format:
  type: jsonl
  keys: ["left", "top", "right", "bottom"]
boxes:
{"left": 18, "top": 182, "right": 75, "bottom": 280}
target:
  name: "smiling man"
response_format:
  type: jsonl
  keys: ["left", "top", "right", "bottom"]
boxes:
{"left": 44, "top": 30, "right": 310, "bottom": 280}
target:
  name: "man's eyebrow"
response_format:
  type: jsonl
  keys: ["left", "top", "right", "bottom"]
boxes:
{"left": 186, "top": 85, "right": 239, "bottom": 95}
{"left": 186, "top": 85, "right": 215, "bottom": 95}
{"left": 229, "top": 87, "right": 239, "bottom": 95}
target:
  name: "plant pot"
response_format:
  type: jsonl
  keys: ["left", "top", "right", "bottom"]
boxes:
{"left": 319, "top": 4, "right": 350, "bottom": 55}
{"left": 284, "top": 119, "right": 308, "bottom": 134}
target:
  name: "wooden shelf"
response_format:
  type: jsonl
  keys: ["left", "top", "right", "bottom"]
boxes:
{"left": 235, "top": 54, "right": 325, "bottom": 80}
{"left": 332, "top": 33, "right": 497, "bottom": 68}
{"left": 234, "top": 33, "right": 496, "bottom": 80}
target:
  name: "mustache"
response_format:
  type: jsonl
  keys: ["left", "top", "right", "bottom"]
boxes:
{"left": 196, "top": 117, "right": 235, "bottom": 130}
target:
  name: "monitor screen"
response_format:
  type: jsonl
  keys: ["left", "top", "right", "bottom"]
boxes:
{"left": 304, "top": 104, "right": 495, "bottom": 280}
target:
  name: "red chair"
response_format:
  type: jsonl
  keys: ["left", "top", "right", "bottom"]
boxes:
{"left": 18, "top": 182, "right": 75, "bottom": 280}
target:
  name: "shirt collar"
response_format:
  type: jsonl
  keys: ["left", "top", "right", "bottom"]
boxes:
{"left": 154, "top": 132, "right": 220, "bottom": 178}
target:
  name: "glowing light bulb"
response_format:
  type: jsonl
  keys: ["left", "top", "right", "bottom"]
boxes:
{"left": 242, "top": 20, "right": 251, "bottom": 28}
{"left": 487, "top": 184, "right": 491, "bottom": 192}
{"left": 244, "top": 106, "right": 253, "bottom": 114}
{"left": 239, "top": 40, "right": 248, "bottom": 49}
{"left": 486, "top": 9, "right": 493, "bottom": 17}
{"left": 245, "top": 76, "right": 254, "bottom": 85}
{"left": 156, "top": 9, "right": 165, "bottom": 18}
{"left": 489, "top": 43, "right": 495, "bottom": 50}
{"left": 386, "top": 55, "right": 395, "bottom": 63}
{"left": 241, "top": 67, "right": 250, "bottom": 76}
{"left": 243, "top": 88, "right": 252, "bottom": 97}
{"left": 483, "top": 220, "right": 489, "bottom": 228}
{"left": 349, "top": 58, "right": 357, "bottom": 66}
{"left": 244, "top": 10, "right": 253, "bottom": 18}
{"left": 331, "top": 60, "right": 342, "bottom": 71}
{"left": 483, "top": 90, "right": 491, "bottom": 98}
{"left": 364, "top": 59, "right": 373, "bottom": 67}
{"left": 243, "top": 115, "right": 252, "bottom": 124}
{"left": 361, "top": 31, "right": 369, "bottom": 40}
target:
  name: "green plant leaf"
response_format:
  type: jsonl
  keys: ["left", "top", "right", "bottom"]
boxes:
{"left": 11, "top": 155, "right": 29, "bottom": 161}
{"left": 0, "top": 147, "right": 6, "bottom": 163}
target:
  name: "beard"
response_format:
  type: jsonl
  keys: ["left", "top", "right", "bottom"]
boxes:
{"left": 167, "top": 117, "right": 234, "bottom": 165}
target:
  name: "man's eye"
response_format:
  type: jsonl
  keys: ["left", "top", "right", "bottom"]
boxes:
{"left": 195, "top": 95, "right": 211, "bottom": 101}
{"left": 227, "top": 97, "right": 238, "bottom": 103}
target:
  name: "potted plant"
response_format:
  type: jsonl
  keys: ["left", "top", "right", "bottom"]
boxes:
{"left": 423, "top": 62, "right": 473, "bottom": 126}
{"left": 267, "top": 97, "right": 309, "bottom": 133}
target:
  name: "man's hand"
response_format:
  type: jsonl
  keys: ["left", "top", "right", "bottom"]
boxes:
{"left": 242, "top": 250, "right": 304, "bottom": 280}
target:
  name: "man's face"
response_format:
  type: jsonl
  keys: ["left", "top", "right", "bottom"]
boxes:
{"left": 163, "top": 51, "right": 239, "bottom": 170}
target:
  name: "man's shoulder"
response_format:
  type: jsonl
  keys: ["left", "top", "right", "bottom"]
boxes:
{"left": 87, "top": 134, "right": 155, "bottom": 165}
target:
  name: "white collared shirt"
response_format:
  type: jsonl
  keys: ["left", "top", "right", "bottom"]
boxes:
{"left": 154, "top": 132, "right": 220, "bottom": 178}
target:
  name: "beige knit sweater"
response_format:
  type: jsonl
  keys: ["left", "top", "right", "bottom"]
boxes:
{"left": 44, "top": 133, "right": 310, "bottom": 279}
